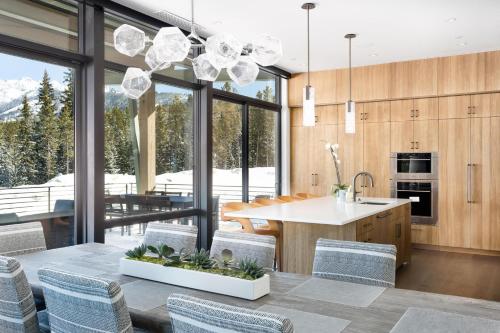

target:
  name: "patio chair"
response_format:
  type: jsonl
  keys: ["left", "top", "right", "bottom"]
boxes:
{"left": 210, "top": 230, "right": 276, "bottom": 269}
{"left": 167, "top": 293, "right": 293, "bottom": 333}
{"left": 312, "top": 238, "right": 397, "bottom": 287}
{"left": 0, "top": 222, "right": 46, "bottom": 256}
{"left": 38, "top": 268, "right": 146, "bottom": 333}
{"left": 0, "top": 256, "right": 49, "bottom": 333}
{"left": 143, "top": 222, "right": 198, "bottom": 253}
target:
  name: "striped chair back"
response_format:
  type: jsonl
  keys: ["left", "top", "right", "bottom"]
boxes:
{"left": 0, "top": 256, "right": 39, "bottom": 333}
{"left": 38, "top": 268, "right": 133, "bottom": 333}
{"left": 0, "top": 222, "right": 46, "bottom": 257}
{"left": 312, "top": 238, "right": 397, "bottom": 287}
{"left": 167, "top": 294, "right": 294, "bottom": 333}
{"left": 210, "top": 230, "right": 276, "bottom": 269}
{"left": 143, "top": 222, "right": 198, "bottom": 253}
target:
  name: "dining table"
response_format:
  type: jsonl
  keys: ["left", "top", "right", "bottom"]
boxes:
{"left": 15, "top": 243, "right": 500, "bottom": 333}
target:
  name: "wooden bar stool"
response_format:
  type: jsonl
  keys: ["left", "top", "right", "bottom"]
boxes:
{"left": 295, "top": 192, "right": 320, "bottom": 199}
{"left": 277, "top": 195, "right": 304, "bottom": 202}
{"left": 221, "top": 202, "right": 282, "bottom": 271}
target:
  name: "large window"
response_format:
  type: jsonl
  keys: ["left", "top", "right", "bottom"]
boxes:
{"left": 0, "top": 52, "right": 76, "bottom": 249}
{"left": 214, "top": 70, "right": 278, "bottom": 103}
{"left": 104, "top": 69, "right": 195, "bottom": 247}
{"left": 0, "top": 0, "right": 78, "bottom": 52}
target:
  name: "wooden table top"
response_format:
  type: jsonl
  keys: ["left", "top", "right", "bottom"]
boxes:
{"left": 15, "top": 243, "right": 500, "bottom": 333}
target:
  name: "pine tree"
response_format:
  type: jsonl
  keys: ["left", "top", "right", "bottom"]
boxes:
{"left": 57, "top": 70, "right": 74, "bottom": 175}
{"left": 104, "top": 106, "right": 133, "bottom": 175}
{"left": 17, "top": 95, "right": 36, "bottom": 183}
{"left": 34, "top": 70, "right": 59, "bottom": 183}
{"left": 0, "top": 121, "right": 23, "bottom": 187}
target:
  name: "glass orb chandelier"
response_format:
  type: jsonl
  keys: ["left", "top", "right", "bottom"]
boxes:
{"left": 113, "top": 0, "right": 283, "bottom": 99}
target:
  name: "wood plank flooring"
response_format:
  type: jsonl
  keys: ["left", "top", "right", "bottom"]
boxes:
{"left": 396, "top": 248, "right": 500, "bottom": 301}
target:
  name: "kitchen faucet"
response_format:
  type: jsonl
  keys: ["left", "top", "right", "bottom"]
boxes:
{"left": 352, "top": 172, "right": 374, "bottom": 202}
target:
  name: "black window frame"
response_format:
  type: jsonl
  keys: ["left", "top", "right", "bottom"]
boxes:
{"left": 0, "top": 0, "right": 290, "bottom": 250}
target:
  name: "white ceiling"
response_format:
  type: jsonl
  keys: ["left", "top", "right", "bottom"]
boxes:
{"left": 113, "top": 0, "right": 500, "bottom": 74}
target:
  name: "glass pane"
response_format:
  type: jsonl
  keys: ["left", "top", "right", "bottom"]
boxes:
{"left": 105, "top": 217, "right": 196, "bottom": 250}
{"left": 212, "top": 99, "right": 243, "bottom": 232}
{"left": 0, "top": 52, "right": 76, "bottom": 249}
{"left": 0, "top": 0, "right": 78, "bottom": 52}
{"left": 104, "top": 14, "right": 196, "bottom": 82}
{"left": 214, "top": 70, "right": 277, "bottom": 103}
{"left": 104, "top": 70, "right": 195, "bottom": 246}
{"left": 248, "top": 107, "right": 279, "bottom": 200}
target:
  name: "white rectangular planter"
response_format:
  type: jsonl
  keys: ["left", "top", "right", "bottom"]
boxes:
{"left": 119, "top": 258, "right": 270, "bottom": 300}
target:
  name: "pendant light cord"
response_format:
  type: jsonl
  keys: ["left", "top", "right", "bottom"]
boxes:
{"left": 349, "top": 36, "right": 352, "bottom": 101}
{"left": 307, "top": 7, "right": 310, "bottom": 86}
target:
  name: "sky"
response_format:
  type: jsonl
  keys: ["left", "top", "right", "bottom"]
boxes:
{"left": 0, "top": 52, "right": 68, "bottom": 82}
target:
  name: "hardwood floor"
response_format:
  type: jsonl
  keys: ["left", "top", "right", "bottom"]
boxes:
{"left": 396, "top": 248, "right": 500, "bottom": 301}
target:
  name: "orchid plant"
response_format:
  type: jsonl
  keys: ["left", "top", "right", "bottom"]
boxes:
{"left": 324, "top": 143, "right": 348, "bottom": 194}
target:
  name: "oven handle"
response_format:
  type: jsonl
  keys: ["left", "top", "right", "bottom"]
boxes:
{"left": 396, "top": 189, "right": 431, "bottom": 193}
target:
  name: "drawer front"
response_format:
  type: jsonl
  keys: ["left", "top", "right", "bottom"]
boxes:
{"left": 357, "top": 217, "right": 375, "bottom": 234}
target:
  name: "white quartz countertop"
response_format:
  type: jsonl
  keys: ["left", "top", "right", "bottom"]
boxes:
{"left": 225, "top": 197, "right": 411, "bottom": 226}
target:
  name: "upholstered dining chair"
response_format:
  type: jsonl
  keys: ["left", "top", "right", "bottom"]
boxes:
{"left": 221, "top": 202, "right": 282, "bottom": 270}
{"left": 0, "top": 222, "right": 46, "bottom": 256}
{"left": 277, "top": 195, "right": 304, "bottom": 202}
{"left": 143, "top": 222, "right": 198, "bottom": 253}
{"left": 295, "top": 192, "right": 319, "bottom": 199}
{"left": 312, "top": 238, "right": 397, "bottom": 287}
{"left": 0, "top": 256, "right": 50, "bottom": 333}
{"left": 167, "top": 294, "right": 294, "bottom": 333}
{"left": 210, "top": 230, "right": 276, "bottom": 269}
{"left": 38, "top": 268, "right": 143, "bottom": 333}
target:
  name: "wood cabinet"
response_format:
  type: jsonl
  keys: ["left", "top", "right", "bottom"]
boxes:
{"left": 438, "top": 52, "right": 485, "bottom": 95}
{"left": 439, "top": 94, "right": 496, "bottom": 119}
{"left": 355, "top": 204, "right": 411, "bottom": 267}
{"left": 288, "top": 71, "right": 337, "bottom": 106}
{"left": 291, "top": 125, "right": 338, "bottom": 197}
{"left": 490, "top": 117, "right": 500, "bottom": 250}
{"left": 390, "top": 58, "right": 438, "bottom": 98}
{"left": 337, "top": 122, "right": 364, "bottom": 187}
{"left": 291, "top": 105, "right": 338, "bottom": 127}
{"left": 390, "top": 100, "right": 438, "bottom": 153}
{"left": 390, "top": 98, "right": 438, "bottom": 121}
{"left": 364, "top": 122, "right": 391, "bottom": 197}
{"left": 362, "top": 101, "right": 390, "bottom": 123}
{"left": 438, "top": 118, "right": 470, "bottom": 248}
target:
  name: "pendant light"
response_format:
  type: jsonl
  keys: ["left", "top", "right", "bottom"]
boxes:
{"left": 302, "top": 3, "right": 316, "bottom": 127}
{"left": 344, "top": 33, "right": 357, "bottom": 134}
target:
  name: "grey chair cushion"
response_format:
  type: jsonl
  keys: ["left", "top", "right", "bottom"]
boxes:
{"left": 167, "top": 293, "right": 293, "bottom": 333}
{"left": 38, "top": 268, "right": 133, "bottom": 333}
{"left": 0, "top": 222, "right": 46, "bottom": 256}
{"left": 143, "top": 222, "right": 198, "bottom": 253}
{"left": 312, "top": 238, "right": 397, "bottom": 287}
{"left": 0, "top": 256, "right": 40, "bottom": 333}
{"left": 210, "top": 230, "right": 276, "bottom": 269}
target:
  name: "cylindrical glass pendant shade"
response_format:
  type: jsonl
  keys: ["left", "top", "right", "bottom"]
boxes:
{"left": 303, "top": 85, "right": 315, "bottom": 127}
{"left": 345, "top": 100, "right": 356, "bottom": 133}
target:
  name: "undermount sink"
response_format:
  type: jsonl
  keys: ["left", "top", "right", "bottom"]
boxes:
{"left": 358, "top": 201, "right": 390, "bottom": 205}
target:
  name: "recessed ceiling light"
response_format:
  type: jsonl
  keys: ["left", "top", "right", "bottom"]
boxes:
{"left": 446, "top": 17, "right": 457, "bottom": 23}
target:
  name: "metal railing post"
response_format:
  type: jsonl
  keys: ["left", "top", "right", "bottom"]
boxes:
{"left": 48, "top": 187, "right": 51, "bottom": 212}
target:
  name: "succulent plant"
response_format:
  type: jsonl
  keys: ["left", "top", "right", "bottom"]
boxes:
{"left": 125, "top": 244, "right": 147, "bottom": 259}
{"left": 164, "top": 248, "right": 191, "bottom": 266}
{"left": 186, "top": 248, "right": 214, "bottom": 269}
{"left": 238, "top": 258, "right": 265, "bottom": 279}
{"left": 214, "top": 249, "right": 235, "bottom": 269}
{"left": 147, "top": 244, "right": 175, "bottom": 259}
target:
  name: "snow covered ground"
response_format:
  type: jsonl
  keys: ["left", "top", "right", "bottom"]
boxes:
{"left": 0, "top": 167, "right": 276, "bottom": 216}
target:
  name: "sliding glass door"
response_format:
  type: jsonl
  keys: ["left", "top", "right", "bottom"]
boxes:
{"left": 0, "top": 51, "right": 77, "bottom": 249}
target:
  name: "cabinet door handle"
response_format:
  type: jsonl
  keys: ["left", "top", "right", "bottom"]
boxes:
{"left": 415, "top": 141, "right": 419, "bottom": 150}
{"left": 472, "top": 106, "right": 476, "bottom": 115}
{"left": 396, "top": 224, "right": 402, "bottom": 238}
{"left": 415, "top": 109, "right": 419, "bottom": 118}
{"left": 376, "top": 211, "right": 393, "bottom": 219}
{"left": 467, "top": 106, "right": 471, "bottom": 115}
{"left": 315, "top": 115, "right": 319, "bottom": 123}
{"left": 311, "top": 174, "right": 315, "bottom": 187}
{"left": 411, "top": 109, "right": 415, "bottom": 118}
{"left": 365, "top": 112, "right": 368, "bottom": 120}
{"left": 467, "top": 164, "right": 472, "bottom": 203}
{"left": 363, "top": 222, "right": 373, "bottom": 228}
{"left": 360, "top": 113, "right": 364, "bottom": 121}
{"left": 411, "top": 141, "right": 415, "bottom": 150}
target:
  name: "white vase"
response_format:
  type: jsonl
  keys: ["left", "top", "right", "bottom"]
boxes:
{"left": 337, "top": 189, "right": 347, "bottom": 202}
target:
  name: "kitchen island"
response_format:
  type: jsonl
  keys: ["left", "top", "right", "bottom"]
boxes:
{"left": 225, "top": 196, "right": 412, "bottom": 274}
